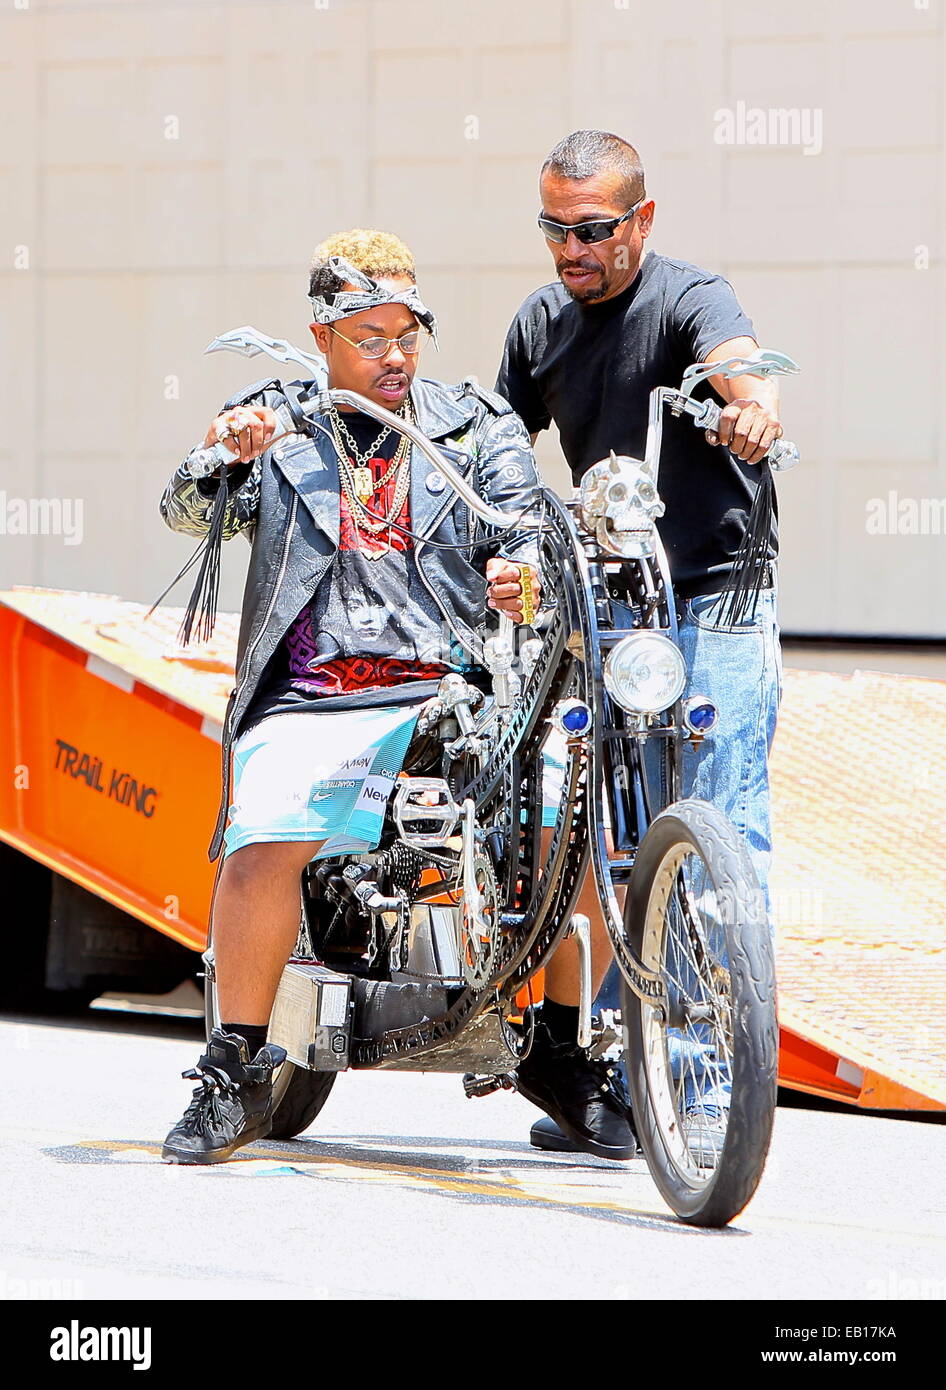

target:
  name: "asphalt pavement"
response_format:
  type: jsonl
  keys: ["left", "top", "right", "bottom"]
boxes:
{"left": 1, "top": 1008, "right": 944, "bottom": 1303}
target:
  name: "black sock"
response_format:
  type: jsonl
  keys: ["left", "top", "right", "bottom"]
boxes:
{"left": 542, "top": 998, "right": 579, "bottom": 1046}
{"left": 221, "top": 1022, "right": 269, "bottom": 1058}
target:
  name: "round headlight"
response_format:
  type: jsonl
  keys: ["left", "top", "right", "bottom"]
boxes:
{"left": 603, "top": 633, "right": 687, "bottom": 715}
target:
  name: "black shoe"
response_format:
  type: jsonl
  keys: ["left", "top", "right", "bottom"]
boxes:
{"left": 515, "top": 1018, "right": 638, "bottom": 1162}
{"left": 529, "top": 1114, "right": 637, "bottom": 1160}
{"left": 162, "top": 1028, "right": 287, "bottom": 1165}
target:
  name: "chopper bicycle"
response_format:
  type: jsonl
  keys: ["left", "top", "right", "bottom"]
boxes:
{"left": 196, "top": 333, "right": 798, "bottom": 1227}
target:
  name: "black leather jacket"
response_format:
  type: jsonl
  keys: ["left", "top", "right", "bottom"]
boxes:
{"left": 160, "top": 372, "right": 542, "bottom": 861}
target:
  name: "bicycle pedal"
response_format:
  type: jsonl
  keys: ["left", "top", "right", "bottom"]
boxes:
{"left": 393, "top": 777, "right": 460, "bottom": 849}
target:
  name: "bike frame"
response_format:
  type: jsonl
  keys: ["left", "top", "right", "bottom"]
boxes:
{"left": 200, "top": 331, "right": 795, "bottom": 1220}
{"left": 290, "top": 386, "right": 698, "bottom": 1019}
{"left": 203, "top": 337, "right": 797, "bottom": 1073}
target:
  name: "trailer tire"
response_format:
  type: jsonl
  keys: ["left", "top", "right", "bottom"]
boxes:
{"left": 0, "top": 844, "right": 95, "bottom": 1013}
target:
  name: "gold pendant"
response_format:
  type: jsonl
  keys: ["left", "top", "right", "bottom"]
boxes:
{"left": 353, "top": 466, "right": 373, "bottom": 502}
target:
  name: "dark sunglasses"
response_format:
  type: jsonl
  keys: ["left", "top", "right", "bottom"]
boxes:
{"left": 537, "top": 198, "right": 645, "bottom": 245}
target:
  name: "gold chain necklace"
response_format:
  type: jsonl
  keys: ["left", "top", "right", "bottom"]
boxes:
{"left": 337, "top": 433, "right": 411, "bottom": 532}
{"left": 334, "top": 427, "right": 408, "bottom": 505}
{"left": 329, "top": 404, "right": 405, "bottom": 503}
{"left": 331, "top": 398, "right": 415, "bottom": 552}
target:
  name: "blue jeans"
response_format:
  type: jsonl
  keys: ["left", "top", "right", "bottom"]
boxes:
{"left": 596, "top": 584, "right": 783, "bottom": 1113}
{"left": 677, "top": 585, "right": 782, "bottom": 914}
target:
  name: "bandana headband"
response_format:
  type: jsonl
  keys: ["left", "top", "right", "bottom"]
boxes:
{"left": 152, "top": 254, "right": 438, "bottom": 653}
{"left": 308, "top": 254, "right": 438, "bottom": 347}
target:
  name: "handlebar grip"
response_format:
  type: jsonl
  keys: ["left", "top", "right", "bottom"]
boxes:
{"left": 697, "top": 400, "right": 799, "bottom": 471}
{"left": 183, "top": 440, "right": 235, "bottom": 480}
{"left": 766, "top": 436, "right": 799, "bottom": 471}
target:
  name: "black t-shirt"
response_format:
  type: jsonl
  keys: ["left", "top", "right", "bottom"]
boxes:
{"left": 494, "top": 251, "right": 776, "bottom": 597}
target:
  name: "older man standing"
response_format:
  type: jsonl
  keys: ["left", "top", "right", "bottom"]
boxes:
{"left": 496, "top": 130, "right": 787, "bottom": 1162}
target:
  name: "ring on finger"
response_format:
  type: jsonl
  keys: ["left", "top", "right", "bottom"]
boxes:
{"left": 517, "top": 563, "right": 537, "bottom": 625}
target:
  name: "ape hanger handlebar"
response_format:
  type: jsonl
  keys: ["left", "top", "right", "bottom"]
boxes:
{"left": 643, "top": 348, "right": 801, "bottom": 480}
{"left": 192, "top": 328, "right": 800, "bottom": 523}
{"left": 307, "top": 387, "right": 547, "bottom": 532}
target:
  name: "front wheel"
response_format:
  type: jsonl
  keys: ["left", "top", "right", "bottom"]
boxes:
{"left": 621, "top": 799, "right": 778, "bottom": 1227}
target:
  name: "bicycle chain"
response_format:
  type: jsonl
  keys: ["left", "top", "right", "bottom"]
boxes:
{"left": 351, "top": 495, "right": 593, "bottom": 1066}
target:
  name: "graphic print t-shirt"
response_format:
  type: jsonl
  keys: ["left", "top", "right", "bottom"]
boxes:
{"left": 241, "top": 410, "right": 459, "bottom": 729}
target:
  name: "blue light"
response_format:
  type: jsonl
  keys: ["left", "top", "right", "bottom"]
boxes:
{"left": 686, "top": 700, "right": 717, "bottom": 732}
{"left": 561, "top": 701, "right": 592, "bottom": 734}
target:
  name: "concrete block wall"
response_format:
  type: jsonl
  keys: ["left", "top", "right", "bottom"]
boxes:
{"left": 1, "top": 0, "right": 942, "bottom": 637}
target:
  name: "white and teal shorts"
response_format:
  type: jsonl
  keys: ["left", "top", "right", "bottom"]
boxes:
{"left": 222, "top": 704, "right": 425, "bottom": 860}
{"left": 222, "top": 703, "right": 575, "bottom": 859}
{"left": 541, "top": 727, "right": 568, "bottom": 828}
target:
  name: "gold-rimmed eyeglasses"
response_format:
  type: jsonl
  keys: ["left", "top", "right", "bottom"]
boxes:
{"left": 329, "top": 325, "right": 425, "bottom": 359}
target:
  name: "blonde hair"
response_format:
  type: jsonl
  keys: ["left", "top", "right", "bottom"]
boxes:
{"left": 309, "top": 228, "right": 416, "bottom": 296}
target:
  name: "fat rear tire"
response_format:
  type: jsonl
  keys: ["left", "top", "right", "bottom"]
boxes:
{"left": 268, "top": 1068, "right": 337, "bottom": 1140}
{"left": 204, "top": 968, "right": 337, "bottom": 1141}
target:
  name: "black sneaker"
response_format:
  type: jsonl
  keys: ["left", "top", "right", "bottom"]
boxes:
{"left": 162, "top": 1028, "right": 287, "bottom": 1165}
{"left": 515, "top": 1017, "right": 638, "bottom": 1161}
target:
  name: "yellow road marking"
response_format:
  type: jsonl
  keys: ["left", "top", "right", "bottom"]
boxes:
{"left": 69, "top": 1138, "right": 676, "bottom": 1222}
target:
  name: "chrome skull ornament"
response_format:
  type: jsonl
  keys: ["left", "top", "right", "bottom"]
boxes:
{"left": 578, "top": 452, "right": 666, "bottom": 557}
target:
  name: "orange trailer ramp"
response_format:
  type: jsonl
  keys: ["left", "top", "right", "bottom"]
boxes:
{"left": 1, "top": 586, "right": 943, "bottom": 1112}
{"left": 0, "top": 586, "right": 234, "bottom": 953}
{"left": 768, "top": 666, "right": 946, "bottom": 1112}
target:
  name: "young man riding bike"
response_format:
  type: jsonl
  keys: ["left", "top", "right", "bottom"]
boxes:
{"left": 158, "top": 229, "right": 633, "bottom": 1164}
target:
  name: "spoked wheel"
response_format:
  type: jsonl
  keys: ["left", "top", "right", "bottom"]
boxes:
{"left": 204, "top": 956, "right": 336, "bottom": 1142}
{"left": 621, "top": 799, "right": 778, "bottom": 1227}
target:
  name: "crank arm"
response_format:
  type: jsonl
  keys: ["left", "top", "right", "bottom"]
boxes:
{"left": 461, "top": 799, "right": 486, "bottom": 936}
